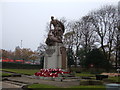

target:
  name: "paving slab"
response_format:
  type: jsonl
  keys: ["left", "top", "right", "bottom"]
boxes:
{"left": 7, "top": 76, "right": 80, "bottom": 88}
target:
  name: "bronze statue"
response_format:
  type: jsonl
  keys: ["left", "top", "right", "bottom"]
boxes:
{"left": 50, "top": 16, "right": 65, "bottom": 33}
{"left": 46, "top": 16, "right": 65, "bottom": 46}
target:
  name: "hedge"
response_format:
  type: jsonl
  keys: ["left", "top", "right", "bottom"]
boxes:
{"left": 2, "top": 62, "right": 42, "bottom": 69}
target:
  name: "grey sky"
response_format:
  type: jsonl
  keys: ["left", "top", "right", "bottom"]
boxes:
{"left": 1, "top": 0, "right": 119, "bottom": 51}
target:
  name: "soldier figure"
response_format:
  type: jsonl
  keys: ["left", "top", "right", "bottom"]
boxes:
{"left": 50, "top": 16, "right": 65, "bottom": 33}
{"left": 45, "top": 16, "right": 65, "bottom": 46}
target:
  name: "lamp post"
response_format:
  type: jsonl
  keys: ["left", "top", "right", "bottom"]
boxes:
{"left": 117, "top": 68, "right": 120, "bottom": 82}
{"left": 21, "top": 40, "right": 23, "bottom": 49}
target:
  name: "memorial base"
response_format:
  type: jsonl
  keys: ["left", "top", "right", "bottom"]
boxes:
{"left": 44, "top": 43, "right": 67, "bottom": 69}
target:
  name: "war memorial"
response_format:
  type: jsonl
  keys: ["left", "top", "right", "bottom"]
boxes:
{"left": 44, "top": 16, "right": 67, "bottom": 70}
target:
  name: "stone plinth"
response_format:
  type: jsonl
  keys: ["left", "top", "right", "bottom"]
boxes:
{"left": 44, "top": 43, "right": 67, "bottom": 69}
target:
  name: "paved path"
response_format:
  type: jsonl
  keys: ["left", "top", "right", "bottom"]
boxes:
{"left": 2, "top": 81, "right": 23, "bottom": 90}
{"left": 7, "top": 76, "right": 79, "bottom": 88}
{"left": 2, "top": 82, "right": 20, "bottom": 88}
{"left": 1, "top": 71, "right": 80, "bottom": 89}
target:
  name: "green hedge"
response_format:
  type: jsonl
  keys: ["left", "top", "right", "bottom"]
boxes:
{"left": 79, "top": 80, "right": 103, "bottom": 85}
{"left": 70, "top": 67, "right": 116, "bottom": 74}
{"left": 2, "top": 62, "right": 42, "bottom": 69}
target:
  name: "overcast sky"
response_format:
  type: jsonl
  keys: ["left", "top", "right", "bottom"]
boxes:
{"left": 1, "top": 0, "right": 119, "bottom": 51}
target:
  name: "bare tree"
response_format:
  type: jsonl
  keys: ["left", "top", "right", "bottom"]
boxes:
{"left": 89, "top": 5, "right": 118, "bottom": 62}
{"left": 63, "top": 21, "right": 75, "bottom": 49}
{"left": 114, "top": 2, "right": 120, "bottom": 67}
{"left": 80, "top": 15, "right": 98, "bottom": 53}
{"left": 118, "top": 1, "right": 120, "bottom": 67}
{"left": 37, "top": 43, "right": 47, "bottom": 53}
{"left": 72, "top": 21, "right": 82, "bottom": 67}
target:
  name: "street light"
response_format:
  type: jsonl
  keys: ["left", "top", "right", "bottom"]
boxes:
{"left": 117, "top": 68, "right": 120, "bottom": 82}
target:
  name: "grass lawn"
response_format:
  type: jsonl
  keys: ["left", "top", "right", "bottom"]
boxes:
{"left": 76, "top": 73, "right": 120, "bottom": 83}
{"left": 70, "top": 85, "right": 106, "bottom": 89}
{"left": 2, "top": 69, "right": 39, "bottom": 75}
{"left": 1, "top": 72, "right": 12, "bottom": 77}
{"left": 75, "top": 72, "right": 95, "bottom": 77}
{"left": 2, "top": 69, "right": 120, "bottom": 83}
{"left": 28, "top": 84, "right": 60, "bottom": 88}
{"left": 28, "top": 84, "right": 106, "bottom": 89}
{"left": 109, "top": 76, "right": 120, "bottom": 82}
{"left": 2, "top": 69, "right": 95, "bottom": 77}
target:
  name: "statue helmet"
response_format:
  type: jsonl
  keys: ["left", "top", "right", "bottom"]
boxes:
{"left": 51, "top": 16, "right": 54, "bottom": 19}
